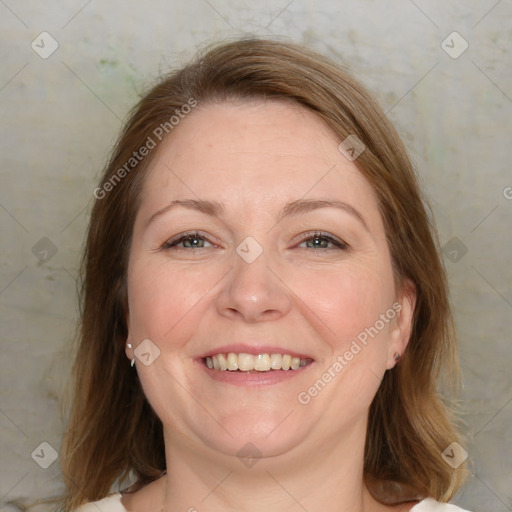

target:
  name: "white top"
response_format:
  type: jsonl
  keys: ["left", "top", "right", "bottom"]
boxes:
{"left": 76, "top": 493, "right": 473, "bottom": 511}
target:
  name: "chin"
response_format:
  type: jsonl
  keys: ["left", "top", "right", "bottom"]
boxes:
{"left": 198, "top": 411, "right": 305, "bottom": 460}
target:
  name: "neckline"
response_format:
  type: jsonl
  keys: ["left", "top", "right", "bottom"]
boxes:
{"left": 113, "top": 492, "right": 432, "bottom": 511}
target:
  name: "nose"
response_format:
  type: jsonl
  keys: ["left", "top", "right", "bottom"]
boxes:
{"left": 215, "top": 248, "right": 292, "bottom": 323}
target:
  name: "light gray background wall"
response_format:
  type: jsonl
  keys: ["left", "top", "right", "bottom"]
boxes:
{"left": 0, "top": 1, "right": 511, "bottom": 510}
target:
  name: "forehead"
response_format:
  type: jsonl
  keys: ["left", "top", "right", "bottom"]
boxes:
{"left": 139, "top": 100, "right": 381, "bottom": 227}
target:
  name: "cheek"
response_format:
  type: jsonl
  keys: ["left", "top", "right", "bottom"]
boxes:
{"left": 289, "top": 264, "right": 392, "bottom": 348}
{"left": 291, "top": 267, "right": 395, "bottom": 416}
{"left": 126, "top": 258, "right": 219, "bottom": 342}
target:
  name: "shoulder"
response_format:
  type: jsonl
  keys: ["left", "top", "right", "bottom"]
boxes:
{"left": 75, "top": 492, "right": 126, "bottom": 512}
{"left": 411, "top": 498, "right": 473, "bottom": 512}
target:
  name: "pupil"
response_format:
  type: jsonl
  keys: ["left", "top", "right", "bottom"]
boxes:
{"left": 186, "top": 237, "right": 202, "bottom": 247}
{"left": 310, "top": 237, "right": 326, "bottom": 248}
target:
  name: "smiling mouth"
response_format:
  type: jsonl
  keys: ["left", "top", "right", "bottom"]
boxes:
{"left": 203, "top": 353, "right": 314, "bottom": 372}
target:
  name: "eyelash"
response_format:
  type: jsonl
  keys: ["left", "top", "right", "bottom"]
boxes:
{"left": 162, "top": 231, "right": 215, "bottom": 250}
{"left": 296, "top": 231, "right": 348, "bottom": 251}
{"left": 161, "top": 231, "right": 348, "bottom": 251}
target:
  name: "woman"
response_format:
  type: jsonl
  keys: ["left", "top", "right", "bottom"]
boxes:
{"left": 62, "top": 38, "right": 471, "bottom": 511}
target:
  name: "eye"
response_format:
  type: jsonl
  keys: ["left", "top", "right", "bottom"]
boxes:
{"left": 296, "top": 231, "right": 348, "bottom": 250}
{"left": 162, "top": 231, "right": 214, "bottom": 250}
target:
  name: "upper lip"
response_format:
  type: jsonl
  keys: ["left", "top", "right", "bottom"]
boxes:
{"left": 197, "top": 344, "right": 314, "bottom": 361}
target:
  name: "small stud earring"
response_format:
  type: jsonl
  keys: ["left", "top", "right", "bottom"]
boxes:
{"left": 394, "top": 352, "right": 401, "bottom": 362}
{"left": 127, "top": 343, "right": 135, "bottom": 367}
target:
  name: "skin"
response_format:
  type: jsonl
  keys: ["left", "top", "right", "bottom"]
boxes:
{"left": 123, "top": 100, "right": 417, "bottom": 512}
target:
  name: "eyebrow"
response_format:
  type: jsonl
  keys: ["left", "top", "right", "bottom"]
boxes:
{"left": 147, "top": 198, "right": 369, "bottom": 232}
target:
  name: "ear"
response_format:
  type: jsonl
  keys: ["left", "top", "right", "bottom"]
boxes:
{"left": 116, "top": 276, "right": 133, "bottom": 362}
{"left": 125, "top": 334, "right": 134, "bottom": 362}
{"left": 123, "top": 290, "right": 135, "bottom": 361}
{"left": 124, "top": 303, "right": 133, "bottom": 362}
{"left": 386, "top": 279, "right": 416, "bottom": 370}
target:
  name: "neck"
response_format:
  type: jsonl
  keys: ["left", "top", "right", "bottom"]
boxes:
{"left": 160, "top": 419, "right": 378, "bottom": 512}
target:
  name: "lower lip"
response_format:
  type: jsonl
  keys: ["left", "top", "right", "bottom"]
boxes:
{"left": 197, "top": 360, "right": 315, "bottom": 387}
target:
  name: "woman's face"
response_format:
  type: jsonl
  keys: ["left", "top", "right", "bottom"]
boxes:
{"left": 126, "top": 100, "right": 414, "bottom": 461}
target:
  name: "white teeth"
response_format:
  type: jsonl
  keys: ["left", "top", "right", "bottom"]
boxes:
{"left": 204, "top": 352, "right": 311, "bottom": 372}
{"left": 254, "top": 354, "right": 271, "bottom": 371}
{"left": 238, "top": 353, "right": 254, "bottom": 371}
{"left": 217, "top": 353, "right": 228, "bottom": 370}
{"left": 227, "top": 352, "right": 239, "bottom": 371}
{"left": 270, "top": 353, "right": 282, "bottom": 369}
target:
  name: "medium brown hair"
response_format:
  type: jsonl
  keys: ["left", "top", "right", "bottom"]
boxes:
{"left": 60, "top": 38, "right": 465, "bottom": 511}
